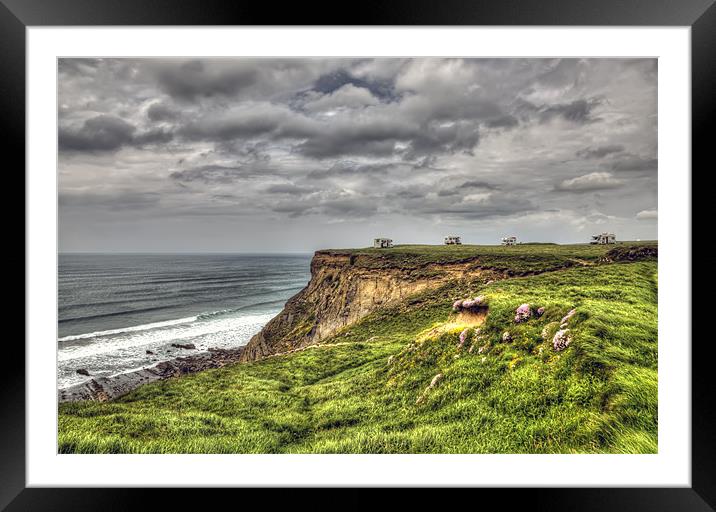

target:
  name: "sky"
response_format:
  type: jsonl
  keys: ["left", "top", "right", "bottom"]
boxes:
{"left": 58, "top": 58, "right": 657, "bottom": 253}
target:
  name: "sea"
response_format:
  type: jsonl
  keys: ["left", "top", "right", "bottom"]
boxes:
{"left": 58, "top": 253, "right": 312, "bottom": 389}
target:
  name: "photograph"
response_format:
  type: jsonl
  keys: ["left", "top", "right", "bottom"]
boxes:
{"left": 56, "top": 57, "right": 659, "bottom": 455}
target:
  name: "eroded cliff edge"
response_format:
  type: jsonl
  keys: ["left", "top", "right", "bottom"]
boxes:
{"left": 239, "top": 250, "right": 495, "bottom": 362}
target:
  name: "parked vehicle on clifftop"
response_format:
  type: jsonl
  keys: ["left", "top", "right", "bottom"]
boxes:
{"left": 373, "top": 238, "right": 393, "bottom": 248}
{"left": 590, "top": 232, "right": 616, "bottom": 244}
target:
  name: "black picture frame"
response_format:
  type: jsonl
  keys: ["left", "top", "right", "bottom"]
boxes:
{"left": 3, "top": 0, "right": 711, "bottom": 508}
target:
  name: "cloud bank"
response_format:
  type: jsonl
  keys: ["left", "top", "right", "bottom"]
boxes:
{"left": 58, "top": 58, "right": 658, "bottom": 252}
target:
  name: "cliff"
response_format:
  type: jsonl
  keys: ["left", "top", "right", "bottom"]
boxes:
{"left": 239, "top": 250, "right": 495, "bottom": 361}
{"left": 238, "top": 242, "right": 658, "bottom": 362}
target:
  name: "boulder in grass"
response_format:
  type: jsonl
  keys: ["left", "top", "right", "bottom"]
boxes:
{"left": 553, "top": 329, "right": 572, "bottom": 351}
{"left": 502, "top": 331, "right": 512, "bottom": 343}
{"left": 416, "top": 373, "right": 444, "bottom": 405}
{"left": 560, "top": 308, "right": 577, "bottom": 325}
{"left": 453, "top": 295, "right": 488, "bottom": 313}
{"left": 457, "top": 328, "right": 470, "bottom": 349}
{"left": 514, "top": 303, "right": 532, "bottom": 323}
{"left": 536, "top": 307, "right": 545, "bottom": 317}
{"left": 76, "top": 368, "right": 90, "bottom": 376}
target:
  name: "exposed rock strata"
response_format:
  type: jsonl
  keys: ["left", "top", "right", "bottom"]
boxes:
{"left": 240, "top": 251, "right": 491, "bottom": 362}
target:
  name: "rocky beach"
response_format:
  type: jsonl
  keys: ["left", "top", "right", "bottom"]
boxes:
{"left": 58, "top": 347, "right": 245, "bottom": 402}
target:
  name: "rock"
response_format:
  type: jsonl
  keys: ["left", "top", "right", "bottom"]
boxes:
{"left": 553, "top": 329, "right": 572, "bottom": 351}
{"left": 502, "top": 331, "right": 512, "bottom": 343}
{"left": 146, "top": 350, "right": 155, "bottom": 355}
{"left": 457, "top": 328, "right": 470, "bottom": 348}
{"left": 76, "top": 368, "right": 90, "bottom": 376}
{"left": 560, "top": 308, "right": 577, "bottom": 325}
{"left": 514, "top": 303, "right": 532, "bottom": 323}
{"left": 60, "top": 347, "right": 246, "bottom": 403}
{"left": 416, "top": 373, "right": 444, "bottom": 404}
{"left": 171, "top": 343, "right": 196, "bottom": 350}
{"left": 602, "top": 245, "right": 657, "bottom": 262}
{"left": 453, "top": 295, "right": 488, "bottom": 313}
{"left": 536, "top": 307, "right": 545, "bottom": 317}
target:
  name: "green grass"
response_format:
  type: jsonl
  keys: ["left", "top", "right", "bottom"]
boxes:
{"left": 319, "top": 241, "right": 656, "bottom": 274}
{"left": 58, "top": 258, "right": 658, "bottom": 454}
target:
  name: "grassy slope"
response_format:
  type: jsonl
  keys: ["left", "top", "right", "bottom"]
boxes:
{"left": 58, "top": 255, "right": 658, "bottom": 454}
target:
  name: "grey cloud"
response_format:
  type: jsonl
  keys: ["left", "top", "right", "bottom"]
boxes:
{"left": 418, "top": 193, "right": 535, "bottom": 220}
{"left": 539, "top": 98, "right": 603, "bottom": 124}
{"left": 485, "top": 115, "right": 519, "bottom": 129}
{"left": 438, "top": 180, "right": 497, "bottom": 197}
{"left": 147, "top": 103, "right": 178, "bottom": 121}
{"left": 306, "top": 161, "right": 395, "bottom": 180}
{"left": 611, "top": 155, "right": 658, "bottom": 172}
{"left": 155, "top": 60, "right": 258, "bottom": 100}
{"left": 396, "top": 189, "right": 428, "bottom": 199}
{"left": 535, "top": 59, "right": 581, "bottom": 89}
{"left": 403, "top": 121, "right": 480, "bottom": 159}
{"left": 169, "top": 165, "right": 256, "bottom": 184}
{"left": 300, "top": 84, "right": 380, "bottom": 112}
{"left": 576, "top": 145, "right": 625, "bottom": 159}
{"left": 298, "top": 137, "right": 397, "bottom": 159}
{"left": 293, "top": 118, "right": 418, "bottom": 159}
{"left": 269, "top": 194, "right": 377, "bottom": 219}
{"left": 314, "top": 68, "right": 397, "bottom": 101}
{"left": 179, "top": 104, "right": 315, "bottom": 143}
{"left": 59, "top": 115, "right": 174, "bottom": 152}
{"left": 133, "top": 128, "right": 174, "bottom": 146}
{"left": 636, "top": 209, "right": 658, "bottom": 220}
{"left": 461, "top": 180, "right": 498, "bottom": 190}
{"left": 555, "top": 172, "right": 623, "bottom": 192}
{"left": 58, "top": 58, "right": 103, "bottom": 76}
{"left": 265, "top": 184, "right": 317, "bottom": 195}
{"left": 59, "top": 115, "right": 136, "bottom": 151}
{"left": 59, "top": 191, "right": 160, "bottom": 211}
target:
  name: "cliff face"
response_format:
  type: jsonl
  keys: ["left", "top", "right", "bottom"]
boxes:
{"left": 239, "top": 251, "right": 488, "bottom": 362}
